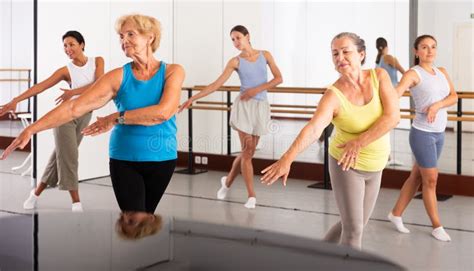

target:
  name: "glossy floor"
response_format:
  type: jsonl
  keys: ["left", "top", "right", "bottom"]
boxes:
{"left": 0, "top": 165, "right": 473, "bottom": 270}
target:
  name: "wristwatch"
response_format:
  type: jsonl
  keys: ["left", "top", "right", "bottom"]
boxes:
{"left": 116, "top": 111, "right": 125, "bottom": 125}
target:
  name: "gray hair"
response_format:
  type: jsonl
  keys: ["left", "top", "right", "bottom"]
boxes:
{"left": 332, "top": 32, "right": 366, "bottom": 65}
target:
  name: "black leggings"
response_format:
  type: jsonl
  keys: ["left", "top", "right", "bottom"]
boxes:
{"left": 109, "top": 158, "right": 176, "bottom": 213}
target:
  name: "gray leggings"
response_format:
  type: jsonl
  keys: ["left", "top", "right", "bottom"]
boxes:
{"left": 324, "top": 156, "right": 382, "bottom": 249}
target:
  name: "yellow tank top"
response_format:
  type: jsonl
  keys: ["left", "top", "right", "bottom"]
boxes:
{"left": 328, "top": 69, "right": 390, "bottom": 172}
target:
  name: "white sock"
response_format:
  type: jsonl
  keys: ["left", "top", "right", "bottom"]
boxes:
{"left": 388, "top": 212, "right": 410, "bottom": 233}
{"left": 432, "top": 226, "right": 451, "bottom": 242}
{"left": 217, "top": 177, "right": 229, "bottom": 200}
{"left": 72, "top": 202, "right": 83, "bottom": 212}
{"left": 244, "top": 197, "right": 256, "bottom": 209}
{"left": 23, "top": 189, "right": 38, "bottom": 210}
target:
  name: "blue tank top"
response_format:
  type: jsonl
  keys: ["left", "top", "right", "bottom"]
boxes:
{"left": 237, "top": 51, "right": 268, "bottom": 101}
{"left": 377, "top": 56, "right": 398, "bottom": 87}
{"left": 109, "top": 61, "right": 177, "bottom": 162}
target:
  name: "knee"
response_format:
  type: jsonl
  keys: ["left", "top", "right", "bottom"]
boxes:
{"left": 423, "top": 177, "right": 437, "bottom": 189}
{"left": 241, "top": 150, "right": 254, "bottom": 160}
{"left": 241, "top": 147, "right": 255, "bottom": 160}
{"left": 342, "top": 222, "right": 364, "bottom": 240}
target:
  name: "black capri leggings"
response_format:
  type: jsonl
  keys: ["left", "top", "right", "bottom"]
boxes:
{"left": 109, "top": 158, "right": 177, "bottom": 213}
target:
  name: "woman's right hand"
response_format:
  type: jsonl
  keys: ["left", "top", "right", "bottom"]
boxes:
{"left": 0, "top": 100, "right": 18, "bottom": 117}
{"left": 260, "top": 157, "right": 292, "bottom": 186}
{"left": 0, "top": 127, "right": 33, "bottom": 160}
{"left": 178, "top": 99, "right": 193, "bottom": 113}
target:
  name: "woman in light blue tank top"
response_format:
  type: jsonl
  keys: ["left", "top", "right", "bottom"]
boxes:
{"left": 375, "top": 37, "right": 405, "bottom": 87}
{"left": 179, "top": 25, "right": 283, "bottom": 209}
{"left": 389, "top": 35, "right": 458, "bottom": 242}
{"left": 1, "top": 15, "right": 185, "bottom": 217}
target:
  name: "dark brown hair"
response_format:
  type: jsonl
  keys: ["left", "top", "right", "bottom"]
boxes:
{"left": 375, "top": 37, "right": 387, "bottom": 64}
{"left": 230, "top": 25, "right": 249, "bottom": 36}
{"left": 62, "top": 30, "right": 85, "bottom": 51}
{"left": 413, "top": 34, "right": 437, "bottom": 65}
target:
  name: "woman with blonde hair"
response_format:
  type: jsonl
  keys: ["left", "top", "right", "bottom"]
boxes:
{"left": 1, "top": 14, "right": 184, "bottom": 214}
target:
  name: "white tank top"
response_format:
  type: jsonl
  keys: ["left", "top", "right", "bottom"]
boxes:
{"left": 410, "top": 65, "right": 450, "bottom": 133}
{"left": 66, "top": 57, "right": 96, "bottom": 89}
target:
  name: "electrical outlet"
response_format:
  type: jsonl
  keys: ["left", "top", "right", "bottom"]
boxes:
{"left": 194, "top": 156, "right": 201, "bottom": 164}
{"left": 202, "top": 156, "right": 208, "bottom": 165}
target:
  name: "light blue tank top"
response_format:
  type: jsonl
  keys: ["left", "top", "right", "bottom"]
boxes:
{"left": 237, "top": 51, "right": 268, "bottom": 101}
{"left": 377, "top": 56, "right": 398, "bottom": 87}
{"left": 410, "top": 65, "right": 450, "bottom": 133}
{"left": 109, "top": 61, "right": 177, "bottom": 162}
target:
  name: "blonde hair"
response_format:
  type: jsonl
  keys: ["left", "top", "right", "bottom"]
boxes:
{"left": 115, "top": 14, "right": 161, "bottom": 52}
{"left": 116, "top": 213, "right": 163, "bottom": 240}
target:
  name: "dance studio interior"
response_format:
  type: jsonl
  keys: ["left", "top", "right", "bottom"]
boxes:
{"left": 0, "top": 0, "right": 473, "bottom": 270}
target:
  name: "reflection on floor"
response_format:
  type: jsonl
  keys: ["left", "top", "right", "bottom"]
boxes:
{"left": 0, "top": 166, "right": 473, "bottom": 271}
{"left": 0, "top": 211, "right": 403, "bottom": 270}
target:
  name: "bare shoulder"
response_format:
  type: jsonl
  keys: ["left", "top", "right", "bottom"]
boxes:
{"left": 262, "top": 50, "right": 274, "bottom": 60}
{"left": 404, "top": 69, "right": 419, "bottom": 79}
{"left": 166, "top": 63, "right": 184, "bottom": 73}
{"left": 227, "top": 56, "right": 239, "bottom": 69}
{"left": 94, "top": 56, "right": 104, "bottom": 65}
{"left": 56, "top": 66, "right": 70, "bottom": 81}
{"left": 384, "top": 54, "right": 395, "bottom": 63}
{"left": 103, "top": 67, "right": 124, "bottom": 86}
{"left": 374, "top": 67, "right": 388, "bottom": 79}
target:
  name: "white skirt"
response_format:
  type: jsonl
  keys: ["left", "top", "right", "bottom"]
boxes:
{"left": 229, "top": 96, "right": 270, "bottom": 136}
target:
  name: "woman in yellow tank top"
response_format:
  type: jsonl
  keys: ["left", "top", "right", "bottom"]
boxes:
{"left": 261, "top": 32, "right": 400, "bottom": 249}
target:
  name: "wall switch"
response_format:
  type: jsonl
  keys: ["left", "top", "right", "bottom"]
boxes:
{"left": 202, "top": 156, "right": 208, "bottom": 165}
{"left": 194, "top": 156, "right": 201, "bottom": 164}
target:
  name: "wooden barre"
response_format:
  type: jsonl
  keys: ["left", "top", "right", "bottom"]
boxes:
{"left": 189, "top": 106, "right": 230, "bottom": 111}
{"left": 189, "top": 86, "right": 472, "bottom": 97}
{"left": 195, "top": 101, "right": 474, "bottom": 116}
{"left": 0, "top": 79, "right": 31, "bottom": 82}
{"left": 196, "top": 100, "right": 317, "bottom": 109}
{"left": 0, "top": 68, "right": 31, "bottom": 72}
{"left": 188, "top": 106, "right": 474, "bottom": 121}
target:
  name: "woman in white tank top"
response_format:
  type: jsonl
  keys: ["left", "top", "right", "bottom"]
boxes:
{"left": 0, "top": 31, "right": 104, "bottom": 212}
{"left": 388, "top": 35, "right": 458, "bottom": 242}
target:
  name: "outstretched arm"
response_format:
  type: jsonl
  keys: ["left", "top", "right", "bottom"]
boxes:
{"left": 260, "top": 91, "right": 338, "bottom": 185}
{"left": 178, "top": 58, "right": 237, "bottom": 112}
{"left": 0, "top": 67, "right": 121, "bottom": 159}
{"left": 0, "top": 67, "right": 68, "bottom": 116}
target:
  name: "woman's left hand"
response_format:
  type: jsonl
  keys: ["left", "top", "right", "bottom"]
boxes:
{"left": 240, "top": 88, "right": 258, "bottom": 101}
{"left": 337, "top": 139, "right": 363, "bottom": 171}
{"left": 424, "top": 103, "right": 440, "bottom": 124}
{"left": 82, "top": 114, "right": 116, "bottom": 136}
{"left": 55, "top": 88, "right": 76, "bottom": 105}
